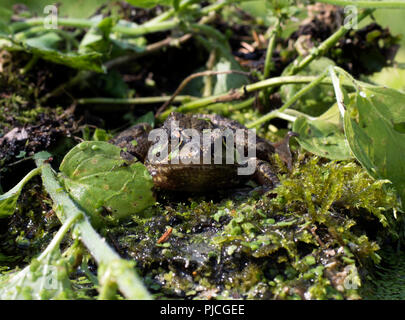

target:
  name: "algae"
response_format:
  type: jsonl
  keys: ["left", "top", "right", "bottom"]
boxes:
{"left": 102, "top": 153, "right": 401, "bottom": 300}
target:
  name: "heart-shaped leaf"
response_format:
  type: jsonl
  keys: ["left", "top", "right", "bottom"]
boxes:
{"left": 59, "top": 141, "right": 155, "bottom": 226}
{"left": 330, "top": 67, "right": 405, "bottom": 207}
{"left": 342, "top": 84, "right": 405, "bottom": 206}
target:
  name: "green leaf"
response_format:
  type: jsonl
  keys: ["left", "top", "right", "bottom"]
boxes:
{"left": 79, "top": 17, "right": 146, "bottom": 60}
{"left": 125, "top": 0, "right": 172, "bottom": 8}
{"left": 134, "top": 111, "right": 155, "bottom": 127}
{"left": 342, "top": 84, "right": 405, "bottom": 207}
{"left": 213, "top": 57, "right": 249, "bottom": 95}
{"left": 25, "top": 33, "right": 105, "bottom": 72}
{"left": 0, "top": 215, "right": 80, "bottom": 300}
{"left": 282, "top": 58, "right": 337, "bottom": 116}
{"left": 293, "top": 103, "right": 353, "bottom": 160}
{"left": 95, "top": 70, "right": 129, "bottom": 98}
{"left": 36, "top": 159, "right": 151, "bottom": 299}
{"left": 32, "top": 49, "right": 105, "bottom": 73}
{"left": 93, "top": 128, "right": 113, "bottom": 142}
{"left": 173, "top": 0, "right": 181, "bottom": 11}
{"left": 58, "top": 141, "right": 155, "bottom": 225}
{"left": 79, "top": 16, "right": 115, "bottom": 55}
{"left": 5, "top": 32, "right": 106, "bottom": 73}
{"left": 0, "top": 253, "right": 18, "bottom": 262}
{"left": 0, "top": 168, "right": 41, "bottom": 218}
{"left": 24, "top": 32, "right": 62, "bottom": 50}
{"left": 0, "top": 7, "right": 12, "bottom": 36}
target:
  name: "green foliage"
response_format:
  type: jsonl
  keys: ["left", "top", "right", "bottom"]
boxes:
{"left": 293, "top": 103, "right": 353, "bottom": 160}
{"left": 2, "top": 32, "right": 106, "bottom": 73}
{"left": 282, "top": 58, "right": 337, "bottom": 117}
{"left": 125, "top": 0, "right": 172, "bottom": 8}
{"left": 58, "top": 141, "right": 155, "bottom": 225}
{"left": 92, "top": 128, "right": 113, "bottom": 142}
{"left": 79, "top": 17, "right": 116, "bottom": 56}
{"left": 0, "top": 7, "right": 12, "bottom": 36}
{"left": 275, "top": 155, "right": 399, "bottom": 228}
{"left": 112, "top": 154, "right": 399, "bottom": 300}
{"left": 212, "top": 57, "right": 249, "bottom": 95}
{"left": 79, "top": 16, "right": 146, "bottom": 59}
{"left": 331, "top": 68, "right": 405, "bottom": 208}
{"left": 135, "top": 111, "right": 155, "bottom": 127}
{"left": 37, "top": 158, "right": 152, "bottom": 299}
{"left": 1, "top": 0, "right": 404, "bottom": 301}
{"left": 0, "top": 6, "right": 148, "bottom": 73}
{"left": 0, "top": 214, "right": 81, "bottom": 300}
{"left": 0, "top": 168, "right": 41, "bottom": 218}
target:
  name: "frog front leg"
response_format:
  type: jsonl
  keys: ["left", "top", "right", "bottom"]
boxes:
{"left": 253, "top": 131, "right": 298, "bottom": 188}
{"left": 254, "top": 159, "right": 280, "bottom": 188}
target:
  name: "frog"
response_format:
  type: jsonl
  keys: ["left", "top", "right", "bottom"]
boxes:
{"left": 110, "top": 112, "right": 297, "bottom": 192}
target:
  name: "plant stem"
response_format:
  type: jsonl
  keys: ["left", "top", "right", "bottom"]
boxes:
{"left": 262, "top": 17, "right": 280, "bottom": 107}
{"left": 113, "top": 19, "right": 179, "bottom": 36}
{"left": 329, "top": 66, "right": 347, "bottom": 118}
{"left": 201, "top": 0, "right": 232, "bottom": 14}
{"left": 269, "top": 111, "right": 298, "bottom": 123}
{"left": 40, "top": 71, "right": 91, "bottom": 104}
{"left": 190, "top": 23, "right": 228, "bottom": 44}
{"left": 246, "top": 70, "right": 329, "bottom": 128}
{"left": 77, "top": 95, "right": 196, "bottom": 105}
{"left": 207, "top": 97, "right": 255, "bottom": 113}
{"left": 244, "top": 75, "right": 329, "bottom": 92}
{"left": 263, "top": 18, "right": 280, "bottom": 80}
{"left": 316, "top": 0, "right": 405, "bottom": 8}
{"left": 145, "top": 0, "right": 196, "bottom": 24}
{"left": 288, "top": 9, "right": 374, "bottom": 75}
{"left": 38, "top": 212, "right": 82, "bottom": 260}
{"left": 158, "top": 75, "right": 324, "bottom": 119}
{"left": 283, "top": 108, "right": 316, "bottom": 121}
{"left": 36, "top": 160, "right": 151, "bottom": 300}
{"left": 20, "top": 55, "right": 38, "bottom": 75}
{"left": 11, "top": 17, "right": 179, "bottom": 37}
{"left": 203, "top": 50, "right": 217, "bottom": 97}
{"left": 156, "top": 70, "right": 251, "bottom": 116}
{"left": 157, "top": 74, "right": 354, "bottom": 120}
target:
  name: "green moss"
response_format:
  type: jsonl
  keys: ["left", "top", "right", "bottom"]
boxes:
{"left": 103, "top": 153, "right": 402, "bottom": 300}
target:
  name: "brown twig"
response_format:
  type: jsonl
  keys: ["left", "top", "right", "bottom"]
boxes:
{"left": 155, "top": 70, "right": 251, "bottom": 117}
{"left": 157, "top": 227, "right": 173, "bottom": 244}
